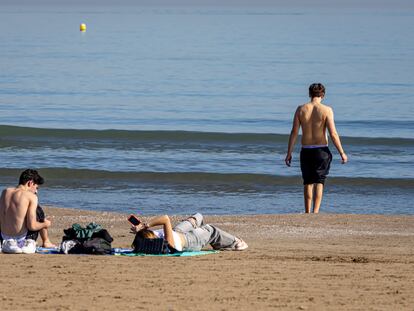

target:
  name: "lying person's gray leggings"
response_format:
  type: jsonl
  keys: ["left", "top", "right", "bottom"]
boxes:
{"left": 173, "top": 213, "right": 237, "bottom": 251}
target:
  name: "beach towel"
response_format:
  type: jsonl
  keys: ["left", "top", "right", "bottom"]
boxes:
{"left": 36, "top": 247, "right": 60, "bottom": 254}
{"left": 118, "top": 249, "right": 219, "bottom": 257}
{"left": 36, "top": 247, "right": 219, "bottom": 257}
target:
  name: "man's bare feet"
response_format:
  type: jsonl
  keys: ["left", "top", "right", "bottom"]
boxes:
{"left": 42, "top": 240, "right": 57, "bottom": 248}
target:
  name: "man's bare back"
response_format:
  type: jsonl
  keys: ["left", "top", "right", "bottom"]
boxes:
{"left": 0, "top": 187, "right": 38, "bottom": 237}
{"left": 297, "top": 100, "right": 331, "bottom": 146}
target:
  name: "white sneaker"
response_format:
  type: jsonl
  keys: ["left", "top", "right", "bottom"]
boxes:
{"left": 21, "top": 239, "right": 37, "bottom": 254}
{"left": 2, "top": 239, "right": 23, "bottom": 254}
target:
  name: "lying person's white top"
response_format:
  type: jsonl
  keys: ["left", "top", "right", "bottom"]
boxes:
{"left": 153, "top": 229, "right": 183, "bottom": 251}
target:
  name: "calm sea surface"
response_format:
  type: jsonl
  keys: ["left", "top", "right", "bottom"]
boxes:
{"left": 0, "top": 5, "right": 413, "bottom": 215}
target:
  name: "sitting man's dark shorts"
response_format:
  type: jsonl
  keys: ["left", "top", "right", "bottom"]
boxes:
{"left": 300, "top": 147, "right": 332, "bottom": 185}
{"left": 26, "top": 205, "right": 46, "bottom": 240}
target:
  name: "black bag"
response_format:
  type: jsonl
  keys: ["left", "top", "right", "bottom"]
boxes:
{"left": 132, "top": 235, "right": 173, "bottom": 254}
{"left": 83, "top": 237, "right": 112, "bottom": 255}
{"left": 91, "top": 229, "right": 113, "bottom": 243}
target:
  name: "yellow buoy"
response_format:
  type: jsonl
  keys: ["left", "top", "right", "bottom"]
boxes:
{"left": 80, "top": 23, "right": 87, "bottom": 32}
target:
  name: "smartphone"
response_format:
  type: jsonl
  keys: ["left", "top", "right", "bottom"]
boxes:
{"left": 127, "top": 214, "right": 141, "bottom": 226}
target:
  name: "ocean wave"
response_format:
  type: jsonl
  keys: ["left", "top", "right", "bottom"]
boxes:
{"left": 0, "top": 125, "right": 413, "bottom": 147}
{"left": 0, "top": 168, "right": 412, "bottom": 190}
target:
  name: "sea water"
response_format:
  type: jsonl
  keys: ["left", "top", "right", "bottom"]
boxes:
{"left": 0, "top": 5, "right": 413, "bottom": 215}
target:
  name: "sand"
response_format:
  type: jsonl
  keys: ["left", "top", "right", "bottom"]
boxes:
{"left": 0, "top": 207, "right": 413, "bottom": 311}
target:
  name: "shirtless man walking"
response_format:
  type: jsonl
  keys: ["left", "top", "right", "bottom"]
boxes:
{"left": 0, "top": 169, "right": 54, "bottom": 253}
{"left": 285, "top": 83, "right": 348, "bottom": 213}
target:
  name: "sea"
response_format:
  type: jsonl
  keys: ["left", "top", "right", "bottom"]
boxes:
{"left": 0, "top": 4, "right": 413, "bottom": 215}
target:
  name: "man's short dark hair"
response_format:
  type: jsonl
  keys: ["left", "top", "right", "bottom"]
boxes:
{"left": 19, "top": 169, "right": 44, "bottom": 186}
{"left": 309, "top": 83, "right": 325, "bottom": 98}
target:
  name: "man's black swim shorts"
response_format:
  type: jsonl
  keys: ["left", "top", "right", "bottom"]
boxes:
{"left": 300, "top": 147, "right": 332, "bottom": 185}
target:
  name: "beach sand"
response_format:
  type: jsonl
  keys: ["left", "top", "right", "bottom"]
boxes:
{"left": 0, "top": 207, "right": 413, "bottom": 311}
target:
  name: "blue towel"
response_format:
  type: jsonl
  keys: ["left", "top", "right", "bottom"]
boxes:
{"left": 36, "top": 247, "right": 60, "bottom": 254}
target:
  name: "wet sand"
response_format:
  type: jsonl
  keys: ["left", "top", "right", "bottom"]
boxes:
{"left": 0, "top": 207, "right": 413, "bottom": 310}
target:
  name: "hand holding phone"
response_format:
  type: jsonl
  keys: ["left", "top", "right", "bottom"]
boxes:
{"left": 127, "top": 214, "right": 141, "bottom": 226}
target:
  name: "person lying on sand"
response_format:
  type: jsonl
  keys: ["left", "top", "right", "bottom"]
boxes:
{"left": 130, "top": 213, "right": 248, "bottom": 252}
{"left": 0, "top": 169, "right": 55, "bottom": 254}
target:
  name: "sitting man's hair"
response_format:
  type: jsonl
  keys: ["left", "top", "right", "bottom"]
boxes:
{"left": 309, "top": 83, "right": 325, "bottom": 98}
{"left": 19, "top": 169, "right": 45, "bottom": 186}
{"left": 136, "top": 229, "right": 157, "bottom": 239}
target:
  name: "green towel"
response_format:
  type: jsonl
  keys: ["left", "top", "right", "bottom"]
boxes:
{"left": 119, "top": 250, "right": 219, "bottom": 257}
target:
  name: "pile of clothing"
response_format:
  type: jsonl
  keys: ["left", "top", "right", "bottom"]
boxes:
{"left": 60, "top": 223, "right": 113, "bottom": 255}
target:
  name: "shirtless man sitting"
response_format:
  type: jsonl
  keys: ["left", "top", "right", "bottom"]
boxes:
{"left": 0, "top": 169, "right": 54, "bottom": 254}
{"left": 285, "top": 83, "right": 348, "bottom": 213}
